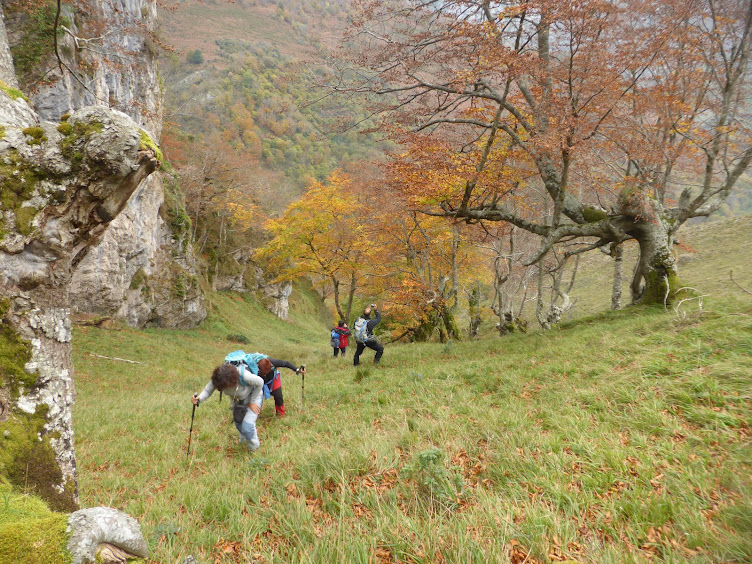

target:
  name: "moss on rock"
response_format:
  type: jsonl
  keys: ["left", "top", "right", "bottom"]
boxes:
{"left": 22, "top": 126, "right": 48, "bottom": 145}
{"left": 0, "top": 80, "right": 28, "bottom": 102}
{"left": 0, "top": 150, "right": 50, "bottom": 236}
{"left": 129, "top": 268, "right": 150, "bottom": 298}
{"left": 139, "top": 130, "right": 163, "bottom": 164}
{"left": 0, "top": 407, "right": 78, "bottom": 513}
{"left": 8, "top": 2, "right": 59, "bottom": 82}
{"left": 0, "top": 482, "right": 71, "bottom": 564}
{"left": 57, "top": 122, "right": 73, "bottom": 136}
{"left": 60, "top": 120, "right": 104, "bottom": 164}
{"left": 0, "top": 302, "right": 35, "bottom": 394}
{"left": 14, "top": 205, "right": 38, "bottom": 236}
{"left": 0, "top": 301, "right": 77, "bottom": 512}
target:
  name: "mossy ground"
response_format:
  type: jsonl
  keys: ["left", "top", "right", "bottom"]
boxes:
{"left": 0, "top": 482, "right": 72, "bottom": 564}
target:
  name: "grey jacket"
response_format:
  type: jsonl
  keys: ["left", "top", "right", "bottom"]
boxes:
{"left": 196, "top": 366, "right": 264, "bottom": 406}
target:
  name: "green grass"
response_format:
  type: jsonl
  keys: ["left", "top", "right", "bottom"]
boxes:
{"left": 70, "top": 279, "right": 752, "bottom": 563}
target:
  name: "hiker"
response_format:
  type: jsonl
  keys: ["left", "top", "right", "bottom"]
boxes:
{"left": 331, "top": 320, "right": 350, "bottom": 357}
{"left": 353, "top": 304, "right": 384, "bottom": 366}
{"left": 191, "top": 363, "right": 264, "bottom": 452}
{"left": 255, "top": 356, "right": 305, "bottom": 417}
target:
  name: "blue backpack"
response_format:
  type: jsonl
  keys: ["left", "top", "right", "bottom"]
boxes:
{"left": 330, "top": 329, "right": 340, "bottom": 348}
{"left": 224, "top": 350, "right": 268, "bottom": 385}
{"left": 224, "top": 350, "right": 279, "bottom": 401}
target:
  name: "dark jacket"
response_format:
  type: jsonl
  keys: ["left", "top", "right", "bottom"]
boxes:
{"left": 265, "top": 358, "right": 298, "bottom": 385}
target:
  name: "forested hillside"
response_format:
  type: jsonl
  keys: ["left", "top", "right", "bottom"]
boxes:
{"left": 160, "top": 0, "right": 386, "bottom": 209}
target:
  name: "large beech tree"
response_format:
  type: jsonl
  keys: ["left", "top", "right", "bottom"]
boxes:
{"left": 346, "top": 0, "right": 752, "bottom": 304}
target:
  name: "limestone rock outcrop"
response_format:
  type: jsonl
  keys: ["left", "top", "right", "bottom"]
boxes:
{"left": 67, "top": 507, "right": 149, "bottom": 564}
{"left": 212, "top": 260, "right": 293, "bottom": 320}
{"left": 1, "top": 66, "right": 158, "bottom": 508}
{"left": 3, "top": 0, "right": 206, "bottom": 328}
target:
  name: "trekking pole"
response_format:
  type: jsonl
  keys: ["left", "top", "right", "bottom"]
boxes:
{"left": 298, "top": 365, "right": 306, "bottom": 410}
{"left": 187, "top": 395, "right": 197, "bottom": 456}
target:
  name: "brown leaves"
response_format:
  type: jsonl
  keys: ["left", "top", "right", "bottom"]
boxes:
{"left": 507, "top": 538, "right": 543, "bottom": 564}
{"left": 212, "top": 539, "right": 245, "bottom": 564}
{"left": 451, "top": 448, "right": 488, "bottom": 487}
{"left": 374, "top": 545, "right": 395, "bottom": 564}
{"left": 352, "top": 468, "right": 399, "bottom": 494}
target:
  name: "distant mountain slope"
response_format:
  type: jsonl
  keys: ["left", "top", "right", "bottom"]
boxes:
{"left": 158, "top": 0, "right": 383, "bottom": 212}
{"left": 159, "top": 0, "right": 314, "bottom": 62}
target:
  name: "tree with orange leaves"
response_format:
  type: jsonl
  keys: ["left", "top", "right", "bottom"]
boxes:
{"left": 363, "top": 208, "right": 489, "bottom": 342}
{"left": 254, "top": 171, "right": 372, "bottom": 321}
{"left": 344, "top": 0, "right": 752, "bottom": 305}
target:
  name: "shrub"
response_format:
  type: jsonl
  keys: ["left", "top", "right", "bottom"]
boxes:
{"left": 187, "top": 49, "right": 204, "bottom": 65}
{"left": 226, "top": 334, "right": 250, "bottom": 344}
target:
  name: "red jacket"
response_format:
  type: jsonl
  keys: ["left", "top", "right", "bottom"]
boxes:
{"left": 335, "top": 325, "right": 350, "bottom": 348}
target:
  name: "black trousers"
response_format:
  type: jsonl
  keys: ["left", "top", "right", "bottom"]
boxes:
{"left": 353, "top": 340, "right": 384, "bottom": 366}
{"left": 270, "top": 385, "right": 283, "bottom": 407}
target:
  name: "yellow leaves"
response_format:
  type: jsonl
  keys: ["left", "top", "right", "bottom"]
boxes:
{"left": 222, "top": 189, "right": 261, "bottom": 228}
{"left": 254, "top": 170, "right": 373, "bottom": 281}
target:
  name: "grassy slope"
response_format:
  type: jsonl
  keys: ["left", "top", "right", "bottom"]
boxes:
{"left": 71, "top": 221, "right": 752, "bottom": 564}
{"left": 159, "top": 2, "right": 308, "bottom": 63}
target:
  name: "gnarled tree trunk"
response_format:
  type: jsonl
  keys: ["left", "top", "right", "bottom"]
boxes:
{"left": 620, "top": 192, "right": 680, "bottom": 305}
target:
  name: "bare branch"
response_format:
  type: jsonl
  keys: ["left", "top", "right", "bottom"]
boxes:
{"left": 730, "top": 270, "right": 752, "bottom": 295}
